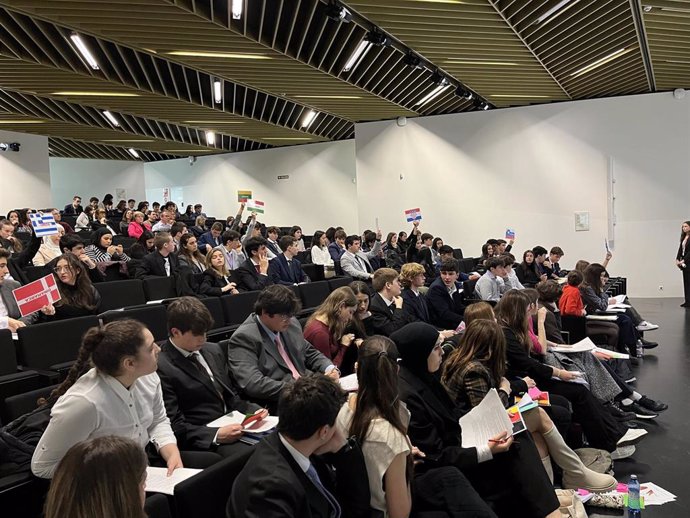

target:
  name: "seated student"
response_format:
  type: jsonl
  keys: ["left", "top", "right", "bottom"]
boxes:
{"left": 151, "top": 210, "right": 173, "bottom": 233}
{"left": 430, "top": 237, "right": 444, "bottom": 266}
{"left": 198, "top": 222, "right": 223, "bottom": 255}
{"left": 85, "top": 228, "right": 131, "bottom": 263}
{"left": 340, "top": 234, "right": 380, "bottom": 281}
{"left": 390, "top": 322, "right": 561, "bottom": 518}
{"left": 62, "top": 195, "right": 83, "bottom": 216}
{"left": 496, "top": 238, "right": 513, "bottom": 255}
{"left": 48, "top": 233, "right": 103, "bottom": 283}
{"left": 157, "top": 297, "right": 266, "bottom": 456}
{"left": 75, "top": 206, "right": 93, "bottom": 232}
{"left": 270, "top": 235, "right": 310, "bottom": 286}
{"left": 32, "top": 319, "right": 182, "bottom": 479}
{"left": 32, "top": 224, "right": 65, "bottom": 266}
{"left": 348, "top": 280, "right": 376, "bottom": 337}
{"left": 170, "top": 221, "right": 187, "bottom": 252}
{"left": 177, "top": 233, "right": 205, "bottom": 274}
{"left": 338, "top": 336, "right": 496, "bottom": 518}
{"left": 119, "top": 209, "right": 134, "bottom": 236}
{"left": 50, "top": 208, "right": 74, "bottom": 234}
{"left": 406, "top": 230, "right": 431, "bottom": 265}
{"left": 15, "top": 209, "right": 34, "bottom": 234}
{"left": 0, "top": 217, "right": 24, "bottom": 255}
{"left": 328, "top": 229, "right": 347, "bottom": 262}
{"left": 477, "top": 242, "right": 495, "bottom": 268}
{"left": 44, "top": 436, "right": 148, "bottom": 518}
{"left": 310, "top": 230, "right": 334, "bottom": 267}
{"left": 426, "top": 259, "right": 466, "bottom": 330}
{"left": 532, "top": 246, "right": 550, "bottom": 279}
{"left": 190, "top": 215, "right": 206, "bottom": 238}
{"left": 0, "top": 249, "right": 55, "bottom": 331}
{"left": 235, "top": 236, "right": 274, "bottom": 292}
{"left": 227, "top": 285, "right": 338, "bottom": 410}
{"left": 127, "top": 211, "right": 151, "bottom": 240}
{"left": 192, "top": 203, "right": 206, "bottom": 218}
{"left": 289, "top": 225, "right": 306, "bottom": 252}
{"left": 90, "top": 208, "right": 118, "bottom": 235}
{"left": 501, "top": 253, "right": 524, "bottom": 290}
{"left": 441, "top": 320, "right": 616, "bottom": 492}
{"left": 361, "top": 231, "right": 383, "bottom": 271}
{"left": 515, "top": 249, "right": 546, "bottom": 288}
{"left": 368, "top": 268, "right": 416, "bottom": 336}
{"left": 215, "top": 229, "right": 246, "bottom": 271}
{"left": 474, "top": 256, "right": 513, "bottom": 302}
{"left": 265, "top": 226, "right": 282, "bottom": 259}
{"left": 544, "top": 246, "right": 567, "bottom": 278}
{"left": 383, "top": 232, "right": 405, "bottom": 271}
{"left": 128, "top": 231, "right": 155, "bottom": 261}
{"left": 241, "top": 213, "right": 262, "bottom": 248}
{"left": 229, "top": 374, "right": 369, "bottom": 518}
{"left": 135, "top": 232, "right": 178, "bottom": 278}
{"left": 400, "top": 262, "right": 432, "bottom": 324}
{"left": 50, "top": 253, "right": 101, "bottom": 320}
{"left": 199, "top": 248, "right": 240, "bottom": 296}
{"left": 303, "top": 287, "right": 360, "bottom": 370}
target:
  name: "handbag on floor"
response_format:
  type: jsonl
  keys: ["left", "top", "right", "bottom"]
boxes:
{"left": 574, "top": 448, "right": 613, "bottom": 475}
{"left": 555, "top": 489, "right": 588, "bottom": 518}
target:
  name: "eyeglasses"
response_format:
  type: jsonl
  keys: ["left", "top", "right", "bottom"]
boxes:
{"left": 276, "top": 314, "right": 294, "bottom": 321}
{"left": 54, "top": 266, "right": 72, "bottom": 273}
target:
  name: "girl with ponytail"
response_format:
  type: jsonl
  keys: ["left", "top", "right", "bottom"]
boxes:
{"left": 31, "top": 319, "right": 182, "bottom": 479}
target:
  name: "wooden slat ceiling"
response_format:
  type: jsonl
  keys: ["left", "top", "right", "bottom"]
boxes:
{"left": 0, "top": 0, "right": 684, "bottom": 161}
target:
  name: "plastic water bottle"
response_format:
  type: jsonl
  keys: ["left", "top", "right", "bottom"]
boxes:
{"left": 636, "top": 340, "right": 644, "bottom": 359}
{"left": 628, "top": 474, "right": 641, "bottom": 517}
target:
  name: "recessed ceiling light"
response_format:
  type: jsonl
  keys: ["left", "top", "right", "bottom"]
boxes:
{"left": 102, "top": 110, "right": 120, "bottom": 127}
{"left": 294, "top": 95, "right": 363, "bottom": 99}
{"left": 0, "top": 120, "right": 45, "bottom": 124}
{"left": 445, "top": 59, "right": 519, "bottom": 66}
{"left": 101, "top": 139, "right": 155, "bottom": 142}
{"left": 570, "top": 48, "right": 632, "bottom": 78}
{"left": 69, "top": 33, "right": 100, "bottom": 70}
{"left": 127, "top": 148, "right": 140, "bottom": 159}
{"left": 261, "top": 137, "right": 313, "bottom": 141}
{"left": 536, "top": 0, "right": 579, "bottom": 25}
{"left": 301, "top": 110, "right": 318, "bottom": 128}
{"left": 167, "top": 51, "right": 272, "bottom": 60}
{"left": 51, "top": 91, "right": 140, "bottom": 97}
{"left": 205, "top": 131, "right": 216, "bottom": 146}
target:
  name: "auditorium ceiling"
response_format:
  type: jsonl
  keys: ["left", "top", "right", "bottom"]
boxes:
{"left": 0, "top": 0, "right": 685, "bottom": 161}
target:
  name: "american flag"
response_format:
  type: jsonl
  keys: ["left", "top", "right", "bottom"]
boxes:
{"left": 29, "top": 213, "right": 59, "bottom": 237}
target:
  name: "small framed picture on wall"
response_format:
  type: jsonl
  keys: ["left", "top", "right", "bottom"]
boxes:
{"left": 574, "top": 211, "right": 590, "bottom": 232}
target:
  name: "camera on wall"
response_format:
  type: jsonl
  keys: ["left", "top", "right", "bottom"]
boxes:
{"left": 0, "top": 142, "right": 20, "bottom": 152}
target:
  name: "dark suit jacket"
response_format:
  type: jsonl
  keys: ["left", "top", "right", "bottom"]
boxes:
{"left": 269, "top": 254, "right": 309, "bottom": 285}
{"left": 398, "top": 366, "right": 479, "bottom": 471}
{"left": 227, "top": 314, "right": 332, "bottom": 407}
{"left": 677, "top": 241, "right": 690, "bottom": 264}
{"left": 2, "top": 233, "right": 41, "bottom": 284}
{"left": 235, "top": 259, "right": 274, "bottom": 292}
{"left": 135, "top": 251, "right": 179, "bottom": 279}
{"left": 198, "top": 269, "right": 235, "bottom": 297}
{"left": 426, "top": 277, "right": 465, "bottom": 329}
{"left": 368, "top": 292, "right": 416, "bottom": 336}
{"left": 229, "top": 432, "right": 370, "bottom": 518}
{"left": 266, "top": 240, "right": 282, "bottom": 258}
{"left": 401, "top": 288, "right": 431, "bottom": 324}
{"left": 197, "top": 231, "right": 221, "bottom": 254}
{"left": 63, "top": 204, "right": 83, "bottom": 215}
{"left": 157, "top": 340, "right": 259, "bottom": 451}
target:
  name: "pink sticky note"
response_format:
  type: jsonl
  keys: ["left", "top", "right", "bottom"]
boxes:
{"left": 527, "top": 387, "right": 542, "bottom": 399}
{"left": 577, "top": 489, "right": 590, "bottom": 496}
{"left": 616, "top": 483, "right": 628, "bottom": 493}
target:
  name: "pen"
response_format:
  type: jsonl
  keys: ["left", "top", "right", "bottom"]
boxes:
{"left": 488, "top": 439, "right": 508, "bottom": 443}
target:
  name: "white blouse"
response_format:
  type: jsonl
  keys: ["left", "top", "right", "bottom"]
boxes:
{"left": 31, "top": 368, "right": 176, "bottom": 479}
{"left": 310, "top": 245, "right": 334, "bottom": 267}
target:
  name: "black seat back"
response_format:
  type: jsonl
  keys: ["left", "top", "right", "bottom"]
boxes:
{"left": 560, "top": 315, "right": 588, "bottom": 344}
{"left": 142, "top": 276, "right": 177, "bottom": 301}
{"left": 328, "top": 276, "right": 353, "bottom": 291}
{"left": 221, "top": 292, "right": 260, "bottom": 326}
{"left": 200, "top": 297, "right": 226, "bottom": 330}
{"left": 302, "top": 263, "right": 324, "bottom": 282}
{"left": 95, "top": 279, "right": 146, "bottom": 311}
{"left": 0, "top": 329, "right": 17, "bottom": 375}
{"left": 102, "top": 304, "right": 169, "bottom": 342}
{"left": 3, "top": 384, "right": 58, "bottom": 423}
{"left": 452, "top": 248, "right": 464, "bottom": 260}
{"left": 112, "top": 235, "right": 136, "bottom": 248}
{"left": 23, "top": 266, "right": 49, "bottom": 283}
{"left": 299, "top": 281, "right": 331, "bottom": 310}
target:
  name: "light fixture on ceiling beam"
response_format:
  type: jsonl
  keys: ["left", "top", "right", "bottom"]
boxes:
{"left": 102, "top": 110, "right": 120, "bottom": 127}
{"left": 213, "top": 79, "right": 222, "bottom": 104}
{"left": 51, "top": 91, "right": 140, "bottom": 97}
{"left": 454, "top": 86, "right": 474, "bottom": 100}
{"left": 474, "top": 100, "right": 490, "bottom": 111}
{"left": 206, "top": 131, "right": 216, "bottom": 146}
{"left": 127, "top": 148, "right": 140, "bottom": 159}
{"left": 325, "top": 1, "right": 353, "bottom": 23}
{"left": 343, "top": 28, "right": 390, "bottom": 73}
{"left": 0, "top": 120, "right": 44, "bottom": 124}
{"left": 403, "top": 52, "right": 424, "bottom": 70}
{"left": 231, "top": 0, "right": 243, "bottom": 19}
{"left": 536, "top": 0, "right": 579, "bottom": 25}
{"left": 415, "top": 71, "right": 450, "bottom": 107}
{"left": 167, "top": 51, "right": 271, "bottom": 59}
{"left": 69, "top": 33, "right": 100, "bottom": 70}
{"left": 301, "top": 110, "right": 318, "bottom": 128}
{"left": 570, "top": 48, "right": 632, "bottom": 78}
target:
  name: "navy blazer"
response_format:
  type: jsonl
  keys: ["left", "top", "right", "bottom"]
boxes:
{"left": 235, "top": 259, "right": 274, "bottom": 292}
{"left": 401, "top": 288, "right": 431, "bottom": 324}
{"left": 197, "top": 231, "right": 221, "bottom": 254}
{"left": 269, "top": 254, "right": 309, "bottom": 285}
{"left": 426, "top": 277, "right": 465, "bottom": 329}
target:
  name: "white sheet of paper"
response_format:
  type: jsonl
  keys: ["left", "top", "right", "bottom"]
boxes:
{"left": 639, "top": 481, "right": 677, "bottom": 506}
{"left": 613, "top": 294, "right": 626, "bottom": 304}
{"left": 591, "top": 346, "right": 629, "bottom": 360}
{"left": 206, "top": 412, "right": 278, "bottom": 433}
{"left": 586, "top": 314, "right": 617, "bottom": 321}
{"left": 550, "top": 337, "right": 595, "bottom": 354}
{"left": 145, "top": 467, "right": 201, "bottom": 495}
{"left": 338, "top": 373, "right": 358, "bottom": 392}
{"left": 458, "top": 389, "right": 513, "bottom": 449}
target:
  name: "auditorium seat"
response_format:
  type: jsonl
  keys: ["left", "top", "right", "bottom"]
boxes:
{"left": 2, "top": 384, "right": 57, "bottom": 423}
{"left": 200, "top": 297, "right": 236, "bottom": 342}
{"left": 299, "top": 280, "right": 330, "bottom": 312}
{"left": 142, "top": 276, "right": 177, "bottom": 301}
{"left": 328, "top": 276, "right": 353, "bottom": 291}
{"left": 112, "top": 235, "right": 136, "bottom": 249}
{"left": 102, "top": 304, "right": 169, "bottom": 342}
{"left": 16, "top": 316, "right": 100, "bottom": 377}
{"left": 221, "top": 291, "right": 260, "bottom": 326}
{"left": 144, "top": 493, "right": 173, "bottom": 518}
{"left": 302, "top": 263, "right": 325, "bottom": 282}
{"left": 452, "top": 248, "right": 464, "bottom": 260}
{"left": 23, "top": 266, "right": 49, "bottom": 283}
{"left": 95, "top": 279, "right": 146, "bottom": 311}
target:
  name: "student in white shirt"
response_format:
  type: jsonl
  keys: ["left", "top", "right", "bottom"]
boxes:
{"left": 310, "top": 230, "right": 334, "bottom": 267}
{"left": 31, "top": 319, "right": 182, "bottom": 479}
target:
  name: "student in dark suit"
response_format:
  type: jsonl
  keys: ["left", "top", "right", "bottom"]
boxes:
{"left": 677, "top": 220, "right": 690, "bottom": 307}
{"left": 228, "top": 374, "right": 370, "bottom": 518}
{"left": 0, "top": 221, "right": 41, "bottom": 283}
{"left": 399, "top": 262, "right": 432, "bottom": 324}
{"left": 270, "top": 235, "right": 310, "bottom": 286}
{"left": 235, "top": 236, "right": 274, "bottom": 292}
{"left": 227, "top": 285, "right": 338, "bottom": 411}
{"left": 197, "top": 221, "right": 223, "bottom": 254}
{"left": 368, "top": 268, "right": 416, "bottom": 336}
{"left": 426, "top": 259, "right": 466, "bottom": 330}
{"left": 135, "top": 232, "right": 178, "bottom": 278}
{"left": 62, "top": 195, "right": 83, "bottom": 216}
{"left": 157, "top": 297, "right": 266, "bottom": 457}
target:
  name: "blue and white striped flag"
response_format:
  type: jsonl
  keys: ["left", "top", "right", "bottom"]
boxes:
{"left": 29, "top": 213, "right": 59, "bottom": 237}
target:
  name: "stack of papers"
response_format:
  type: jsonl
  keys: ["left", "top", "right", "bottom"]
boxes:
{"left": 145, "top": 467, "right": 201, "bottom": 495}
{"left": 586, "top": 314, "right": 618, "bottom": 321}
{"left": 640, "top": 482, "right": 677, "bottom": 506}
{"left": 551, "top": 337, "right": 596, "bottom": 354}
{"left": 338, "top": 373, "right": 358, "bottom": 392}
{"left": 458, "top": 389, "right": 514, "bottom": 448}
{"left": 591, "top": 346, "right": 629, "bottom": 360}
{"left": 206, "top": 412, "right": 279, "bottom": 446}
{"left": 612, "top": 294, "right": 627, "bottom": 304}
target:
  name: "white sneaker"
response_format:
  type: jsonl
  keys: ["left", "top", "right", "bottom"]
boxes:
{"left": 636, "top": 321, "right": 659, "bottom": 331}
{"left": 611, "top": 445, "right": 636, "bottom": 460}
{"left": 617, "top": 428, "right": 648, "bottom": 447}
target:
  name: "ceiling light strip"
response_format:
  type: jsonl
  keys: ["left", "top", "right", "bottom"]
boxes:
{"left": 101, "top": 110, "right": 120, "bottom": 127}
{"left": 127, "top": 148, "right": 140, "bottom": 159}
{"left": 415, "top": 84, "right": 451, "bottom": 107}
{"left": 69, "top": 33, "right": 100, "bottom": 70}
{"left": 570, "top": 48, "right": 632, "bottom": 78}
{"left": 343, "top": 40, "right": 372, "bottom": 73}
{"left": 536, "top": 0, "right": 579, "bottom": 25}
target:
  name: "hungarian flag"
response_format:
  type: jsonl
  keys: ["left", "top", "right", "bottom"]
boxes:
{"left": 12, "top": 274, "right": 62, "bottom": 317}
{"left": 247, "top": 200, "right": 265, "bottom": 214}
{"left": 237, "top": 190, "right": 252, "bottom": 202}
{"left": 404, "top": 208, "right": 422, "bottom": 222}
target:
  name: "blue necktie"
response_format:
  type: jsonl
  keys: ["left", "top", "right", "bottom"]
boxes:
{"left": 305, "top": 464, "right": 341, "bottom": 518}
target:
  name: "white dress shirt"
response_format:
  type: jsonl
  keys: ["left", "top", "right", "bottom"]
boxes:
{"left": 310, "top": 245, "right": 334, "bottom": 267}
{"left": 31, "top": 368, "right": 176, "bottom": 479}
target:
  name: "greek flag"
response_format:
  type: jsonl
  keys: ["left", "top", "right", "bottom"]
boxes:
{"left": 29, "top": 213, "right": 59, "bottom": 237}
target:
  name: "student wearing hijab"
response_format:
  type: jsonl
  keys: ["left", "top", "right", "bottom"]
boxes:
{"left": 85, "top": 228, "right": 131, "bottom": 263}
{"left": 391, "top": 322, "right": 561, "bottom": 518}
{"left": 32, "top": 225, "right": 65, "bottom": 266}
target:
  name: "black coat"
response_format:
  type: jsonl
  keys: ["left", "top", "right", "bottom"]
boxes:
{"left": 235, "top": 259, "right": 274, "bottom": 292}
{"left": 368, "top": 292, "right": 416, "bottom": 336}
{"left": 135, "top": 251, "right": 179, "bottom": 279}
{"left": 198, "top": 269, "right": 235, "bottom": 297}
{"left": 426, "top": 277, "right": 465, "bottom": 329}
{"left": 400, "top": 288, "right": 431, "bottom": 324}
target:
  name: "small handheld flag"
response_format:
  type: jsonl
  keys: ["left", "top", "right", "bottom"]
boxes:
{"left": 247, "top": 200, "right": 265, "bottom": 214}
{"left": 29, "top": 213, "right": 59, "bottom": 237}
{"left": 404, "top": 208, "right": 422, "bottom": 223}
{"left": 237, "top": 190, "right": 252, "bottom": 202}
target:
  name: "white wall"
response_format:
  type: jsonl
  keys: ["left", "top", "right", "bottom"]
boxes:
{"left": 144, "top": 140, "right": 358, "bottom": 234}
{"left": 0, "top": 129, "right": 51, "bottom": 211}
{"left": 50, "top": 158, "right": 146, "bottom": 209}
{"left": 355, "top": 91, "right": 690, "bottom": 298}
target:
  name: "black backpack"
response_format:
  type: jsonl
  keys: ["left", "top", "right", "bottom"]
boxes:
{"left": 0, "top": 405, "right": 51, "bottom": 477}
